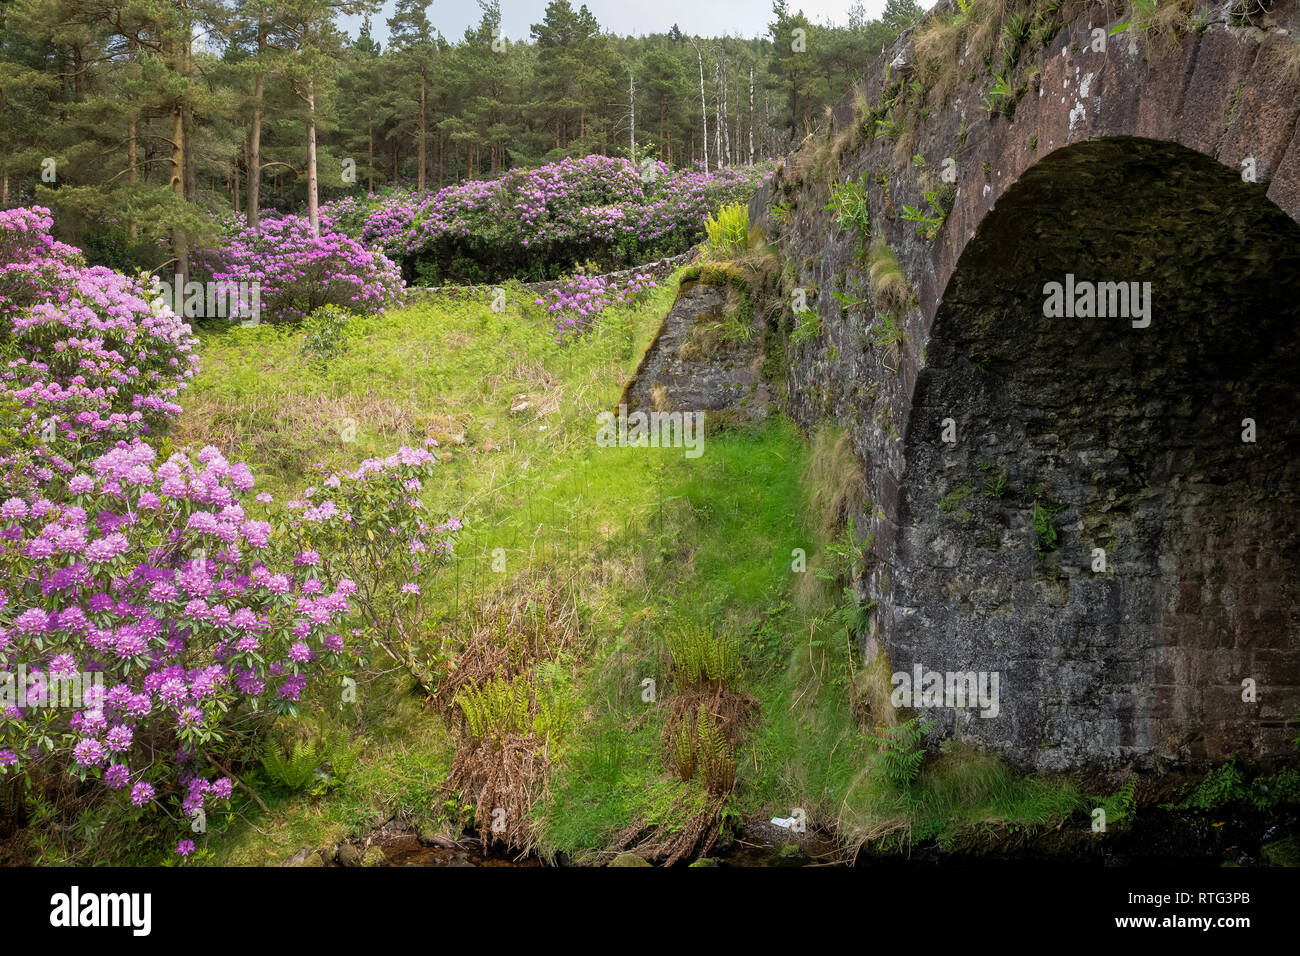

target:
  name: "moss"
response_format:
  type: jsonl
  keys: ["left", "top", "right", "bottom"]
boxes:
{"left": 940, "top": 482, "right": 975, "bottom": 513}
{"left": 609, "top": 851, "right": 652, "bottom": 867}
{"left": 1262, "top": 836, "right": 1300, "bottom": 867}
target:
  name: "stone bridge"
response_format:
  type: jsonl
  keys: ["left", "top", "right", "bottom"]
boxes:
{"left": 749, "top": 0, "right": 1300, "bottom": 769}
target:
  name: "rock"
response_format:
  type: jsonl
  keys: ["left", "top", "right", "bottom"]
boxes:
{"left": 509, "top": 394, "right": 531, "bottom": 414}
{"left": 361, "top": 846, "right": 389, "bottom": 867}
{"left": 285, "top": 846, "right": 313, "bottom": 866}
{"left": 295, "top": 851, "right": 325, "bottom": 867}
{"left": 445, "top": 857, "right": 476, "bottom": 867}
{"left": 320, "top": 844, "right": 339, "bottom": 864}
{"left": 337, "top": 842, "right": 363, "bottom": 866}
{"left": 688, "top": 857, "right": 719, "bottom": 867}
{"left": 888, "top": 42, "right": 914, "bottom": 74}
{"left": 1261, "top": 836, "right": 1300, "bottom": 867}
{"left": 609, "top": 852, "right": 652, "bottom": 867}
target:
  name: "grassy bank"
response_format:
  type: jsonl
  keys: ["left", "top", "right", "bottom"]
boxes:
{"left": 177, "top": 275, "right": 1101, "bottom": 866}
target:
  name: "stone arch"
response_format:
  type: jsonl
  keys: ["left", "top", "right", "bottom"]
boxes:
{"left": 891, "top": 136, "right": 1300, "bottom": 769}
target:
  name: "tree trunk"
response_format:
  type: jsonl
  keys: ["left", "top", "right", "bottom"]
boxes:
{"left": 417, "top": 73, "right": 427, "bottom": 193}
{"left": 169, "top": 105, "right": 188, "bottom": 288}
{"left": 721, "top": 57, "right": 730, "bottom": 166}
{"left": 748, "top": 65, "right": 755, "bottom": 165}
{"left": 693, "top": 41, "right": 707, "bottom": 170}
{"left": 127, "top": 36, "right": 138, "bottom": 240}
{"left": 306, "top": 79, "right": 320, "bottom": 236}
{"left": 714, "top": 60, "right": 721, "bottom": 169}
{"left": 247, "top": 32, "right": 264, "bottom": 228}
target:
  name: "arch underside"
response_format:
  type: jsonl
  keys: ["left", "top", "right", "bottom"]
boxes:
{"left": 892, "top": 138, "right": 1300, "bottom": 770}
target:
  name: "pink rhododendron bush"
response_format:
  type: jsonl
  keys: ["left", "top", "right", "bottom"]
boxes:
{"left": 320, "top": 155, "right": 774, "bottom": 285}
{"left": 0, "top": 207, "right": 199, "bottom": 491}
{"left": 194, "top": 212, "right": 405, "bottom": 325}
{"left": 0, "top": 207, "right": 456, "bottom": 862}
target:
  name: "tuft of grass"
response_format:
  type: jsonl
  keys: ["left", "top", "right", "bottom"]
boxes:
{"left": 868, "top": 237, "right": 910, "bottom": 313}
{"left": 803, "top": 425, "right": 867, "bottom": 542}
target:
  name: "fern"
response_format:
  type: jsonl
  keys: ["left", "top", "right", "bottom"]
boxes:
{"left": 666, "top": 623, "right": 740, "bottom": 688}
{"left": 696, "top": 707, "right": 737, "bottom": 795}
{"left": 668, "top": 712, "right": 697, "bottom": 782}
{"left": 703, "top": 202, "right": 750, "bottom": 260}
{"left": 323, "top": 730, "right": 362, "bottom": 782}
{"left": 261, "top": 737, "right": 323, "bottom": 791}
{"left": 1032, "top": 503, "right": 1059, "bottom": 552}
{"left": 866, "top": 716, "right": 933, "bottom": 791}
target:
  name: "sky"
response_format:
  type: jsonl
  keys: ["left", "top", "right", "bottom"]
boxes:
{"left": 342, "top": 0, "right": 940, "bottom": 45}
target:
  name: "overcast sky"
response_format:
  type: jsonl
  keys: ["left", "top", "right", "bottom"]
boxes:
{"left": 342, "top": 1, "right": 939, "bottom": 45}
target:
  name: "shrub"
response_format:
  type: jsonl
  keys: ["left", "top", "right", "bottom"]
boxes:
{"left": 0, "top": 208, "right": 456, "bottom": 860}
{"left": 533, "top": 269, "right": 658, "bottom": 344}
{"left": 0, "top": 206, "right": 199, "bottom": 477}
{"left": 323, "top": 156, "right": 775, "bottom": 284}
{"left": 195, "top": 214, "right": 404, "bottom": 325}
{"left": 300, "top": 305, "right": 354, "bottom": 363}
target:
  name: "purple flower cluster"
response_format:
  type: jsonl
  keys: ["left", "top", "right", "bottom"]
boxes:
{"left": 195, "top": 213, "right": 404, "bottom": 324}
{"left": 0, "top": 211, "right": 459, "bottom": 856}
{"left": 535, "top": 270, "right": 658, "bottom": 344}
{"left": 0, "top": 207, "right": 199, "bottom": 485}
{"left": 321, "top": 157, "right": 773, "bottom": 260}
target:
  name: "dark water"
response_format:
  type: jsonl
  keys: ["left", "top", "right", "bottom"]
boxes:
{"left": 369, "top": 811, "right": 1298, "bottom": 867}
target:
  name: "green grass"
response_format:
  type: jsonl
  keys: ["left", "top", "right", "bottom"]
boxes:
{"left": 180, "top": 275, "right": 1092, "bottom": 865}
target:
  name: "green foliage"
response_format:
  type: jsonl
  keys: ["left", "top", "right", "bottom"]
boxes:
{"left": 666, "top": 705, "right": 737, "bottom": 796}
{"left": 454, "top": 666, "right": 577, "bottom": 751}
{"left": 866, "top": 716, "right": 933, "bottom": 791}
{"left": 695, "top": 708, "right": 737, "bottom": 795}
{"left": 980, "top": 465, "right": 1007, "bottom": 499}
{"left": 867, "top": 238, "right": 910, "bottom": 312}
{"left": 825, "top": 172, "right": 872, "bottom": 258}
{"left": 300, "top": 305, "right": 355, "bottom": 364}
{"left": 1094, "top": 775, "right": 1138, "bottom": 827}
{"left": 261, "top": 738, "right": 325, "bottom": 792}
{"left": 455, "top": 674, "right": 529, "bottom": 740}
{"left": 872, "top": 312, "right": 906, "bottom": 357}
{"left": 1110, "top": 0, "right": 1160, "bottom": 35}
{"left": 940, "top": 482, "right": 974, "bottom": 514}
{"left": 902, "top": 185, "right": 955, "bottom": 242}
{"left": 810, "top": 517, "right": 876, "bottom": 690}
{"left": 260, "top": 724, "right": 363, "bottom": 792}
{"left": 703, "top": 202, "right": 751, "bottom": 260}
{"left": 1032, "top": 503, "right": 1059, "bottom": 552}
{"left": 666, "top": 623, "right": 741, "bottom": 688}
{"left": 790, "top": 310, "right": 823, "bottom": 346}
